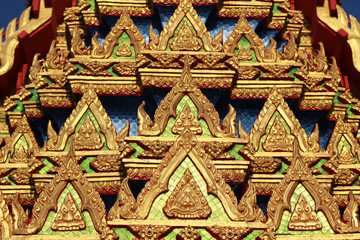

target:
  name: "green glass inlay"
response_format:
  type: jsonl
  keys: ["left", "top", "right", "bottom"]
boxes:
{"left": 80, "top": 157, "right": 96, "bottom": 173}
{"left": 4, "top": 175, "right": 16, "bottom": 185}
{"left": 14, "top": 100, "right": 24, "bottom": 112}
{"left": 39, "top": 158, "right": 54, "bottom": 174}
{"left": 313, "top": 159, "right": 328, "bottom": 175}
{"left": 332, "top": 92, "right": 342, "bottom": 104}
{"left": 147, "top": 156, "right": 230, "bottom": 221}
{"left": 87, "top": 0, "right": 96, "bottom": 11}
{"left": 228, "top": 144, "right": 245, "bottom": 160}
{"left": 243, "top": 230, "right": 264, "bottom": 239}
{"left": 14, "top": 135, "right": 29, "bottom": 153}
{"left": 113, "top": 228, "right": 135, "bottom": 239}
{"left": 276, "top": 183, "right": 334, "bottom": 235}
{"left": 39, "top": 183, "right": 97, "bottom": 235}
{"left": 29, "top": 89, "right": 39, "bottom": 101}
{"left": 74, "top": 64, "right": 83, "bottom": 75}
{"left": 276, "top": 162, "right": 289, "bottom": 174}
{"left": 289, "top": 68, "right": 300, "bottom": 81}
{"left": 167, "top": 18, "right": 204, "bottom": 52}
{"left": 272, "top": 3, "right": 282, "bottom": 14}
{"left": 129, "top": 143, "right": 144, "bottom": 158}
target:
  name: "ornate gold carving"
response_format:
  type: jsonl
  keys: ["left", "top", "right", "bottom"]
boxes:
{"left": 74, "top": 115, "right": 104, "bottom": 150}
{"left": 172, "top": 103, "right": 202, "bottom": 135}
{"left": 238, "top": 47, "right": 253, "bottom": 61}
{"left": 138, "top": 56, "right": 235, "bottom": 138}
{"left": 251, "top": 157, "right": 281, "bottom": 173}
{"left": 148, "top": 0, "right": 222, "bottom": 52}
{"left": 129, "top": 225, "right": 170, "bottom": 240}
{"left": 249, "top": 87, "right": 320, "bottom": 154}
{"left": 51, "top": 193, "right": 86, "bottom": 231}
{"left": 90, "top": 155, "right": 121, "bottom": 172}
{"left": 12, "top": 193, "right": 28, "bottom": 231}
{"left": 77, "top": 61, "right": 113, "bottom": 76}
{"left": 177, "top": 226, "right": 201, "bottom": 240}
{"left": 341, "top": 192, "right": 360, "bottom": 233}
{"left": 207, "top": 226, "right": 249, "bottom": 240}
{"left": 92, "top": 11, "right": 145, "bottom": 58}
{"left": 0, "top": 189, "right": 13, "bottom": 239}
{"left": 116, "top": 42, "right": 132, "bottom": 57}
{"left": 14, "top": 142, "right": 118, "bottom": 239}
{"left": 193, "top": 52, "right": 228, "bottom": 69}
{"left": 44, "top": 87, "right": 118, "bottom": 151}
{"left": 170, "top": 23, "right": 201, "bottom": 51}
{"left": 163, "top": 169, "right": 211, "bottom": 219}
{"left": 288, "top": 193, "right": 322, "bottom": 231}
{"left": 139, "top": 140, "right": 173, "bottom": 159}
{"left": 266, "top": 140, "right": 341, "bottom": 232}
{"left": 238, "top": 180, "right": 266, "bottom": 222}
{"left": 263, "top": 117, "right": 293, "bottom": 152}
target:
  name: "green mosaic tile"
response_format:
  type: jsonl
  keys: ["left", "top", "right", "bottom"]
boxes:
{"left": 74, "top": 64, "right": 83, "bottom": 75}
{"left": 39, "top": 183, "right": 97, "bottom": 235}
{"left": 14, "top": 136, "right": 28, "bottom": 152}
{"left": 39, "top": 158, "right": 54, "bottom": 174}
{"left": 243, "top": 230, "right": 264, "bottom": 240}
{"left": 313, "top": 159, "right": 328, "bottom": 175}
{"left": 276, "top": 183, "right": 334, "bottom": 235}
{"left": 110, "top": 32, "right": 136, "bottom": 59}
{"left": 197, "top": 229, "right": 214, "bottom": 239}
{"left": 113, "top": 228, "right": 135, "bottom": 239}
{"left": 275, "top": 162, "right": 289, "bottom": 174}
{"left": 227, "top": 144, "right": 245, "bottom": 160}
{"left": 80, "top": 157, "right": 96, "bottom": 173}
{"left": 29, "top": 89, "right": 39, "bottom": 101}
{"left": 147, "top": 156, "right": 230, "bottom": 221}
{"left": 129, "top": 143, "right": 144, "bottom": 158}
{"left": 167, "top": 18, "right": 204, "bottom": 52}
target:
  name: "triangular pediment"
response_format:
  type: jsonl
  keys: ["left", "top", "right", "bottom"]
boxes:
{"left": 109, "top": 127, "right": 264, "bottom": 222}
{"left": 44, "top": 87, "right": 119, "bottom": 151}
{"left": 248, "top": 87, "right": 321, "bottom": 155}
{"left": 147, "top": 0, "right": 222, "bottom": 52}
{"left": 266, "top": 140, "right": 341, "bottom": 234}
{"left": 137, "top": 56, "right": 236, "bottom": 138}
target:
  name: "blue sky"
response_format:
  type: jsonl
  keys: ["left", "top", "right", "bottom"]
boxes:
{"left": 0, "top": 0, "right": 360, "bottom": 35}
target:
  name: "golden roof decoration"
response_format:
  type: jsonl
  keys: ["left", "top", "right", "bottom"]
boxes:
{"left": 266, "top": 139, "right": 341, "bottom": 233}
{"left": 109, "top": 126, "right": 262, "bottom": 221}
{"left": 138, "top": 56, "right": 236, "bottom": 137}
{"left": 12, "top": 141, "right": 118, "bottom": 239}
{"left": 248, "top": 86, "right": 321, "bottom": 155}
{"left": 44, "top": 87, "right": 118, "bottom": 151}
{"left": 147, "top": 0, "right": 222, "bottom": 52}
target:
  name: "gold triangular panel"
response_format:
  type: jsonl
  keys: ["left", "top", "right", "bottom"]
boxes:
{"left": 163, "top": 169, "right": 211, "bottom": 219}
{"left": 51, "top": 193, "right": 86, "bottom": 231}
{"left": 288, "top": 194, "right": 322, "bottom": 231}
{"left": 172, "top": 103, "right": 202, "bottom": 135}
